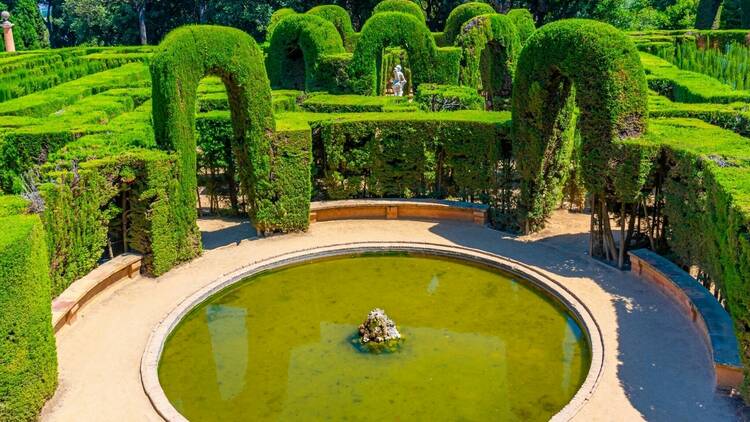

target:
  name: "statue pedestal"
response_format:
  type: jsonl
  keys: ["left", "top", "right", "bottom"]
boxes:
{"left": 3, "top": 25, "right": 15, "bottom": 52}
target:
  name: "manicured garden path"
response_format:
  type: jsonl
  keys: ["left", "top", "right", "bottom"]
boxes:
{"left": 41, "top": 212, "right": 741, "bottom": 421}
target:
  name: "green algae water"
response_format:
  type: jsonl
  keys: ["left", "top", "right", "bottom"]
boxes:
{"left": 158, "top": 254, "right": 590, "bottom": 421}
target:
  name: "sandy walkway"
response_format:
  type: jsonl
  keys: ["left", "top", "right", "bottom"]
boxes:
{"left": 40, "top": 211, "right": 742, "bottom": 421}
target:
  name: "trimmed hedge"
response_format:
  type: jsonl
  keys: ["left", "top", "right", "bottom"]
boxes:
{"left": 641, "top": 52, "right": 750, "bottom": 103}
{"left": 306, "top": 5, "right": 356, "bottom": 51}
{"left": 153, "top": 25, "right": 310, "bottom": 234}
{"left": 456, "top": 13, "right": 521, "bottom": 111}
{"left": 415, "top": 84, "right": 483, "bottom": 111}
{"left": 442, "top": 2, "right": 495, "bottom": 45}
{"left": 266, "top": 7, "right": 296, "bottom": 42}
{"left": 512, "top": 19, "right": 649, "bottom": 231}
{"left": 266, "top": 14, "right": 347, "bottom": 92}
{"left": 0, "top": 196, "right": 57, "bottom": 422}
{"left": 506, "top": 9, "right": 536, "bottom": 44}
{"left": 349, "top": 12, "right": 445, "bottom": 95}
{"left": 373, "top": 0, "right": 425, "bottom": 23}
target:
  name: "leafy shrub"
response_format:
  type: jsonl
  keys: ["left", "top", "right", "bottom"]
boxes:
{"left": 0, "top": 196, "right": 57, "bottom": 422}
{"left": 372, "top": 0, "right": 425, "bottom": 23}
{"left": 307, "top": 5, "right": 356, "bottom": 51}
{"left": 415, "top": 84, "right": 483, "bottom": 111}
{"left": 456, "top": 13, "right": 520, "bottom": 111}
{"left": 8, "top": 0, "right": 49, "bottom": 50}
{"left": 266, "top": 14, "right": 347, "bottom": 92}
{"left": 266, "top": 7, "right": 296, "bottom": 42}
{"left": 442, "top": 2, "right": 495, "bottom": 45}
{"left": 506, "top": 9, "right": 536, "bottom": 44}
{"left": 512, "top": 19, "right": 649, "bottom": 231}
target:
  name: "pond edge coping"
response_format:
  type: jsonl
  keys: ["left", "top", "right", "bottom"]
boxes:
{"left": 140, "top": 241, "right": 605, "bottom": 422}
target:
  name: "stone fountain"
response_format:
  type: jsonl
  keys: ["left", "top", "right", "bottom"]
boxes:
{"left": 356, "top": 308, "right": 402, "bottom": 353}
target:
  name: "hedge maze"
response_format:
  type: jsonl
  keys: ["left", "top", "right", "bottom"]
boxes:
{"left": 4, "top": 3, "right": 750, "bottom": 418}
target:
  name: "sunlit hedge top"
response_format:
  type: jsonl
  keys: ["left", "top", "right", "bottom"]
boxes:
{"left": 512, "top": 19, "right": 649, "bottom": 228}
{"left": 266, "top": 14, "right": 346, "bottom": 91}
{"left": 349, "top": 12, "right": 438, "bottom": 95}
{"left": 506, "top": 9, "right": 536, "bottom": 44}
{"left": 307, "top": 5, "right": 356, "bottom": 49}
{"left": 266, "top": 7, "right": 296, "bottom": 42}
{"left": 373, "top": 0, "right": 426, "bottom": 23}
{"left": 443, "top": 2, "right": 496, "bottom": 45}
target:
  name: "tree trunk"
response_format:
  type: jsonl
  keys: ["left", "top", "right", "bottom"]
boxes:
{"left": 695, "top": 0, "right": 722, "bottom": 29}
{"left": 199, "top": 0, "right": 208, "bottom": 23}
{"left": 137, "top": 3, "right": 148, "bottom": 45}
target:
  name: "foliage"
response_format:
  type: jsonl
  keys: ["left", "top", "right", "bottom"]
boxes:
{"left": 659, "top": 40, "right": 750, "bottom": 90}
{"left": 266, "top": 7, "right": 296, "bottom": 42}
{"left": 9, "top": 0, "right": 49, "bottom": 50}
{"left": 348, "top": 12, "right": 442, "bottom": 95}
{"left": 415, "top": 83, "right": 483, "bottom": 111}
{"left": 512, "top": 19, "right": 649, "bottom": 231}
{"left": 641, "top": 52, "right": 750, "bottom": 103}
{"left": 0, "top": 197, "right": 57, "bottom": 422}
{"left": 152, "top": 25, "right": 310, "bottom": 234}
{"left": 456, "top": 13, "right": 521, "bottom": 110}
{"left": 306, "top": 5, "right": 356, "bottom": 50}
{"left": 441, "top": 2, "right": 495, "bottom": 45}
{"left": 373, "top": 0, "right": 426, "bottom": 23}
{"left": 266, "top": 14, "right": 347, "bottom": 91}
{"left": 505, "top": 9, "right": 536, "bottom": 44}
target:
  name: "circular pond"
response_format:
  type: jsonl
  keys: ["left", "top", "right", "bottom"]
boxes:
{"left": 157, "top": 253, "right": 591, "bottom": 421}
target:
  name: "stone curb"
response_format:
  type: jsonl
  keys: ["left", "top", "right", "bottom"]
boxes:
{"left": 140, "top": 242, "right": 605, "bottom": 422}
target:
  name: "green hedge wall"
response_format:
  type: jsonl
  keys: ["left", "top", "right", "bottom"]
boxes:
{"left": 512, "top": 19, "right": 649, "bottom": 231}
{"left": 415, "top": 84, "right": 483, "bottom": 111}
{"left": 306, "top": 5, "right": 356, "bottom": 51}
{"left": 442, "top": 2, "right": 495, "bottom": 45}
{"left": 456, "top": 13, "right": 521, "bottom": 111}
{"left": 373, "top": 0, "right": 426, "bottom": 23}
{"left": 349, "top": 12, "right": 443, "bottom": 95}
{"left": 0, "top": 196, "right": 57, "bottom": 422}
{"left": 506, "top": 9, "right": 536, "bottom": 44}
{"left": 266, "top": 14, "right": 347, "bottom": 92}
{"left": 293, "top": 111, "right": 510, "bottom": 200}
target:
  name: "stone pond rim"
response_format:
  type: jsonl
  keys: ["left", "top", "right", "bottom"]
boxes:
{"left": 140, "top": 242, "right": 605, "bottom": 422}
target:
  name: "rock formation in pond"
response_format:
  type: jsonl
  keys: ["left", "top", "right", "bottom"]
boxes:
{"left": 358, "top": 308, "right": 401, "bottom": 344}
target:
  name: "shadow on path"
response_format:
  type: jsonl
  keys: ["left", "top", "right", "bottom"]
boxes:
{"left": 199, "top": 217, "right": 257, "bottom": 250}
{"left": 428, "top": 219, "right": 747, "bottom": 422}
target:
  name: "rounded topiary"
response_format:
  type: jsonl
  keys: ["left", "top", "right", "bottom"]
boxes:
{"left": 307, "top": 5, "right": 356, "bottom": 50}
{"left": 373, "top": 0, "right": 425, "bottom": 23}
{"left": 349, "top": 12, "right": 437, "bottom": 95}
{"left": 442, "top": 2, "right": 495, "bottom": 45}
{"left": 266, "top": 7, "right": 296, "bottom": 42}
{"left": 506, "top": 8, "right": 536, "bottom": 44}
{"left": 151, "top": 25, "right": 274, "bottom": 241}
{"left": 456, "top": 13, "right": 520, "bottom": 109}
{"left": 266, "top": 14, "right": 346, "bottom": 91}
{"left": 511, "top": 19, "right": 649, "bottom": 231}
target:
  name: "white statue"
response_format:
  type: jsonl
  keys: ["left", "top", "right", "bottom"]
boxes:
{"left": 392, "top": 65, "right": 406, "bottom": 97}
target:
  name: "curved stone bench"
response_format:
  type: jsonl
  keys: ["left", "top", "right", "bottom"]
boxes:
{"left": 629, "top": 249, "right": 743, "bottom": 391}
{"left": 51, "top": 253, "right": 142, "bottom": 333}
{"left": 310, "top": 199, "right": 488, "bottom": 225}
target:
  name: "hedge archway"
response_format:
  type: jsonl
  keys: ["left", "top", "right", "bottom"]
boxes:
{"left": 349, "top": 12, "right": 438, "bottom": 95}
{"left": 443, "top": 2, "right": 496, "bottom": 45}
{"left": 151, "top": 25, "right": 275, "bottom": 241}
{"left": 457, "top": 13, "right": 520, "bottom": 110}
{"left": 506, "top": 9, "right": 536, "bottom": 44}
{"left": 512, "top": 19, "right": 649, "bottom": 239}
{"left": 373, "top": 0, "right": 426, "bottom": 23}
{"left": 266, "top": 14, "right": 346, "bottom": 91}
{"left": 306, "top": 5, "right": 356, "bottom": 50}
{"left": 266, "top": 7, "right": 296, "bottom": 42}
